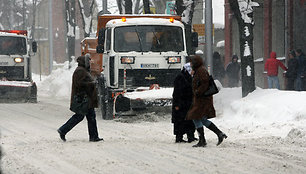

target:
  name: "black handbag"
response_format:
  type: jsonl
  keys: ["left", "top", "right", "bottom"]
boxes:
{"left": 70, "top": 93, "right": 89, "bottom": 115}
{"left": 203, "top": 75, "right": 219, "bottom": 97}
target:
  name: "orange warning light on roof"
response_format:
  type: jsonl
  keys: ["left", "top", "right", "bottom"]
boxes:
{"left": 169, "top": 18, "right": 174, "bottom": 23}
{"left": 0, "top": 30, "right": 27, "bottom": 36}
{"left": 122, "top": 17, "right": 126, "bottom": 22}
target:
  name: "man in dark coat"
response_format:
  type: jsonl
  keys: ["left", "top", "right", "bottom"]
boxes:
{"left": 285, "top": 50, "right": 298, "bottom": 90}
{"left": 212, "top": 51, "right": 225, "bottom": 84}
{"left": 226, "top": 55, "right": 240, "bottom": 87}
{"left": 187, "top": 55, "right": 227, "bottom": 147}
{"left": 172, "top": 62, "right": 197, "bottom": 143}
{"left": 57, "top": 55, "right": 103, "bottom": 142}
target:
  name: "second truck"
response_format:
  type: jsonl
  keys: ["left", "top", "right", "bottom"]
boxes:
{"left": 83, "top": 15, "right": 197, "bottom": 119}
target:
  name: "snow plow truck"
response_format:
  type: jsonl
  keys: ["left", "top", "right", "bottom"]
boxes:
{"left": 0, "top": 30, "right": 37, "bottom": 103}
{"left": 82, "top": 15, "right": 198, "bottom": 119}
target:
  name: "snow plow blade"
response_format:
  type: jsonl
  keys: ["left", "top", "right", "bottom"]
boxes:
{"left": 0, "top": 81, "right": 37, "bottom": 103}
{"left": 114, "top": 95, "right": 172, "bottom": 116}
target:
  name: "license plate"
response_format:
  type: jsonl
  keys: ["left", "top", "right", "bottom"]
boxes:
{"left": 141, "top": 64, "right": 159, "bottom": 68}
{"left": 0, "top": 62, "right": 8, "bottom": 65}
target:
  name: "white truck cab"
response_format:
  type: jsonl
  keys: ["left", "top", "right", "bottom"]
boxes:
{"left": 0, "top": 30, "right": 37, "bottom": 102}
{"left": 102, "top": 17, "right": 187, "bottom": 89}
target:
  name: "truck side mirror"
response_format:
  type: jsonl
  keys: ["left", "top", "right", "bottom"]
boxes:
{"left": 191, "top": 32, "right": 198, "bottom": 47}
{"left": 98, "top": 28, "right": 105, "bottom": 45}
{"left": 96, "top": 44, "right": 104, "bottom": 53}
{"left": 32, "top": 41, "right": 37, "bottom": 53}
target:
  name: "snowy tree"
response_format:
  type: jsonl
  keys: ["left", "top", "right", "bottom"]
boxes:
{"left": 29, "top": 0, "right": 40, "bottom": 41}
{"left": 64, "top": 0, "right": 76, "bottom": 68}
{"left": 77, "top": 0, "right": 95, "bottom": 38}
{"left": 175, "top": 0, "right": 196, "bottom": 55}
{"left": 116, "top": 0, "right": 133, "bottom": 14}
{"left": 229, "top": 0, "right": 258, "bottom": 97}
{"left": 0, "top": 0, "right": 41, "bottom": 41}
{"left": 0, "top": 0, "right": 21, "bottom": 29}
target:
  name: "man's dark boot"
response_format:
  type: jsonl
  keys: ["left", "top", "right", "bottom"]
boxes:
{"left": 187, "top": 131, "right": 198, "bottom": 143}
{"left": 192, "top": 127, "right": 206, "bottom": 147}
{"left": 89, "top": 137, "right": 104, "bottom": 142}
{"left": 207, "top": 123, "right": 227, "bottom": 146}
{"left": 57, "top": 129, "right": 66, "bottom": 142}
{"left": 175, "top": 134, "right": 187, "bottom": 143}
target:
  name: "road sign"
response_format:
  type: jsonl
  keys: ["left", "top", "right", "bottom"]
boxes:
{"left": 166, "top": 1, "right": 176, "bottom": 15}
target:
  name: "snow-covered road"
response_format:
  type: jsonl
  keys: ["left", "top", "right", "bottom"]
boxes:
{"left": 1, "top": 96, "right": 306, "bottom": 174}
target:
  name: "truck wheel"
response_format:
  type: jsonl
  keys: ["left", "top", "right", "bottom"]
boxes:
{"left": 98, "top": 76, "right": 107, "bottom": 119}
{"left": 104, "top": 89, "right": 114, "bottom": 120}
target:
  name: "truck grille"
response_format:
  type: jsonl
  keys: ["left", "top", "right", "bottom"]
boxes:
{"left": 118, "top": 69, "right": 180, "bottom": 87}
{"left": 0, "top": 66, "right": 24, "bottom": 80}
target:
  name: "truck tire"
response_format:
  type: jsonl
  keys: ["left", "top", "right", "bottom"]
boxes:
{"left": 98, "top": 76, "right": 106, "bottom": 118}
{"left": 105, "top": 89, "right": 114, "bottom": 120}
{"left": 98, "top": 76, "right": 113, "bottom": 120}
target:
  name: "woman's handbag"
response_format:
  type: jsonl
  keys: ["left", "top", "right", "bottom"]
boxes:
{"left": 203, "top": 75, "right": 219, "bottom": 97}
{"left": 70, "top": 93, "right": 89, "bottom": 115}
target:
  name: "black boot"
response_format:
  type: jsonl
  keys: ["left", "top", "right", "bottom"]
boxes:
{"left": 187, "top": 131, "right": 198, "bottom": 143}
{"left": 57, "top": 129, "right": 66, "bottom": 142}
{"left": 207, "top": 123, "right": 227, "bottom": 146}
{"left": 192, "top": 127, "right": 207, "bottom": 147}
{"left": 175, "top": 134, "right": 187, "bottom": 143}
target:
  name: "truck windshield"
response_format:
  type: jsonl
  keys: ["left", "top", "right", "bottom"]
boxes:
{"left": 0, "top": 36, "right": 27, "bottom": 55}
{"left": 114, "top": 25, "right": 184, "bottom": 52}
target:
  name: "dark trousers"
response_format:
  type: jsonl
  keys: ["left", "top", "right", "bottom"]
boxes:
{"left": 286, "top": 78, "right": 295, "bottom": 90}
{"left": 173, "top": 120, "right": 195, "bottom": 137}
{"left": 59, "top": 108, "right": 99, "bottom": 140}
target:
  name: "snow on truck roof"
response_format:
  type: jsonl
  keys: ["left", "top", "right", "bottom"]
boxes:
{"left": 105, "top": 17, "right": 184, "bottom": 28}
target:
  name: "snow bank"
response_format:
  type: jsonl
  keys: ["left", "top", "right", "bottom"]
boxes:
{"left": 32, "top": 61, "right": 77, "bottom": 98}
{"left": 214, "top": 87, "right": 306, "bottom": 137}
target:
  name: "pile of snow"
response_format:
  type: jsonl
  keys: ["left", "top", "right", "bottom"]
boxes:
{"left": 216, "top": 40, "right": 225, "bottom": 48}
{"left": 214, "top": 87, "right": 306, "bottom": 137}
{"left": 32, "top": 60, "right": 77, "bottom": 99}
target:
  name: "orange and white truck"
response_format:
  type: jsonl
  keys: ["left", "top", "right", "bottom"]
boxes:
{"left": 0, "top": 30, "right": 37, "bottom": 102}
{"left": 83, "top": 15, "right": 198, "bottom": 119}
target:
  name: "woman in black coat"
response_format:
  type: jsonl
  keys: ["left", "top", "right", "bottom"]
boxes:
{"left": 285, "top": 50, "right": 298, "bottom": 90}
{"left": 172, "top": 63, "right": 197, "bottom": 143}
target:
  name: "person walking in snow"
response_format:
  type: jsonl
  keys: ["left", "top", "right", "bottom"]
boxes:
{"left": 212, "top": 51, "right": 225, "bottom": 85}
{"left": 295, "top": 49, "right": 306, "bottom": 91}
{"left": 285, "top": 50, "right": 298, "bottom": 90}
{"left": 264, "top": 51, "right": 287, "bottom": 89}
{"left": 186, "top": 55, "right": 227, "bottom": 147}
{"left": 57, "top": 55, "right": 103, "bottom": 142}
{"left": 172, "top": 60, "right": 197, "bottom": 143}
{"left": 226, "top": 55, "right": 240, "bottom": 87}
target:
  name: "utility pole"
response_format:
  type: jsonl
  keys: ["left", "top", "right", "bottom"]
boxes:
{"left": 48, "top": 0, "right": 53, "bottom": 74}
{"left": 205, "top": 0, "right": 213, "bottom": 75}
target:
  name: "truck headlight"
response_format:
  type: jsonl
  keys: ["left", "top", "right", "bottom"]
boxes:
{"left": 167, "top": 56, "right": 181, "bottom": 64}
{"left": 14, "top": 57, "right": 23, "bottom": 63}
{"left": 121, "top": 56, "right": 135, "bottom": 64}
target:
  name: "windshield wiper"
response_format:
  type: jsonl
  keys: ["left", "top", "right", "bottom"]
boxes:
{"left": 134, "top": 27, "right": 143, "bottom": 55}
{"left": 152, "top": 31, "right": 161, "bottom": 55}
